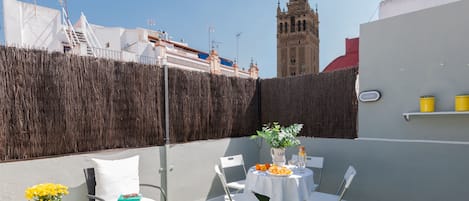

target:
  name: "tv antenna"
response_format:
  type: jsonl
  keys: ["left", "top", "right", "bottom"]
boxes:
{"left": 235, "top": 32, "right": 242, "bottom": 64}
{"left": 208, "top": 26, "right": 215, "bottom": 51}
{"left": 147, "top": 18, "right": 156, "bottom": 30}
{"left": 211, "top": 40, "right": 222, "bottom": 50}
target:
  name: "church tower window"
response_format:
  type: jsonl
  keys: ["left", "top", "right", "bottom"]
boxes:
{"left": 290, "top": 16, "right": 295, "bottom": 33}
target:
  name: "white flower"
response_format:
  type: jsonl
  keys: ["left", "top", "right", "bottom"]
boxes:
{"left": 278, "top": 131, "right": 287, "bottom": 140}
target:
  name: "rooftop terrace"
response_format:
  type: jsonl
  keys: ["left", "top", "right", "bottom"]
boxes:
{"left": 1, "top": 1, "right": 469, "bottom": 201}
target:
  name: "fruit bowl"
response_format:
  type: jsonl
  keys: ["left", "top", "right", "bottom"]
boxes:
{"left": 266, "top": 165, "right": 292, "bottom": 176}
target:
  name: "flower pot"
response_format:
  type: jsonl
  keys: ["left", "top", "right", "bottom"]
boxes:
{"left": 271, "top": 148, "right": 286, "bottom": 166}
{"left": 455, "top": 95, "right": 469, "bottom": 112}
{"left": 420, "top": 96, "right": 435, "bottom": 112}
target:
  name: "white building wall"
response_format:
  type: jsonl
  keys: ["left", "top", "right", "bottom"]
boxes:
{"left": 91, "top": 26, "right": 124, "bottom": 51}
{"left": 379, "top": 0, "right": 460, "bottom": 19}
{"left": 3, "top": 0, "right": 22, "bottom": 45}
{"left": 121, "top": 29, "right": 141, "bottom": 51}
{"left": 3, "top": 0, "right": 64, "bottom": 51}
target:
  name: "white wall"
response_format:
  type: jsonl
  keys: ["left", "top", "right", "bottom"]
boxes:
{"left": 0, "top": 147, "right": 163, "bottom": 201}
{"left": 167, "top": 138, "right": 260, "bottom": 201}
{"left": 92, "top": 26, "right": 124, "bottom": 51}
{"left": 0, "top": 137, "right": 259, "bottom": 201}
{"left": 122, "top": 29, "right": 141, "bottom": 51}
{"left": 3, "top": 0, "right": 21, "bottom": 45}
{"left": 362, "top": 0, "right": 469, "bottom": 141}
{"left": 379, "top": 0, "right": 460, "bottom": 19}
{"left": 3, "top": 0, "right": 64, "bottom": 51}
{"left": 260, "top": 137, "right": 469, "bottom": 200}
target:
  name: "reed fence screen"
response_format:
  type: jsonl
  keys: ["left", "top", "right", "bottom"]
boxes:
{"left": 0, "top": 47, "right": 356, "bottom": 161}
{"left": 261, "top": 68, "right": 358, "bottom": 138}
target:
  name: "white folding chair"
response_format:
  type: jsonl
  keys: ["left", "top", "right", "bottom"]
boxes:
{"left": 292, "top": 154, "right": 324, "bottom": 190}
{"left": 219, "top": 155, "right": 246, "bottom": 192}
{"left": 214, "top": 164, "right": 257, "bottom": 201}
{"left": 308, "top": 165, "right": 357, "bottom": 201}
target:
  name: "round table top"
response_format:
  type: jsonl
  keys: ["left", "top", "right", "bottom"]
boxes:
{"left": 245, "top": 166, "right": 315, "bottom": 201}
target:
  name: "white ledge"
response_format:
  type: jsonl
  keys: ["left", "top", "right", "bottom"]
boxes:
{"left": 402, "top": 111, "right": 469, "bottom": 121}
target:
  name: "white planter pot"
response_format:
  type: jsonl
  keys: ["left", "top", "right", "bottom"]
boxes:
{"left": 271, "top": 147, "right": 286, "bottom": 166}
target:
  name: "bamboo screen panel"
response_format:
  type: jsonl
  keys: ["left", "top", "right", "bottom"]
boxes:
{"left": 0, "top": 46, "right": 356, "bottom": 161}
{"left": 0, "top": 47, "right": 164, "bottom": 161}
{"left": 168, "top": 68, "right": 260, "bottom": 143}
{"left": 260, "top": 68, "right": 358, "bottom": 139}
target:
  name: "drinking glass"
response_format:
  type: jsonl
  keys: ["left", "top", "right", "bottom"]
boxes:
{"left": 297, "top": 160, "right": 305, "bottom": 173}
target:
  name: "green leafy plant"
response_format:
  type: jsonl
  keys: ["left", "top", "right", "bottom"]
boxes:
{"left": 251, "top": 122, "right": 303, "bottom": 148}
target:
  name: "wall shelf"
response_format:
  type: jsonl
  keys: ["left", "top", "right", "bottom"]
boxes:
{"left": 403, "top": 111, "right": 469, "bottom": 121}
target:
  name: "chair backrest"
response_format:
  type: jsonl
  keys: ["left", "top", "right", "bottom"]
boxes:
{"left": 219, "top": 154, "right": 247, "bottom": 176}
{"left": 343, "top": 166, "right": 357, "bottom": 189}
{"left": 292, "top": 154, "right": 324, "bottom": 190}
{"left": 306, "top": 156, "right": 324, "bottom": 169}
{"left": 214, "top": 164, "right": 233, "bottom": 201}
{"left": 291, "top": 154, "right": 324, "bottom": 169}
{"left": 220, "top": 154, "right": 245, "bottom": 169}
{"left": 83, "top": 168, "right": 97, "bottom": 201}
{"left": 337, "top": 165, "right": 357, "bottom": 200}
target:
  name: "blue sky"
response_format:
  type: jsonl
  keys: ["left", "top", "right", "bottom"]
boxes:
{"left": 0, "top": 0, "right": 381, "bottom": 78}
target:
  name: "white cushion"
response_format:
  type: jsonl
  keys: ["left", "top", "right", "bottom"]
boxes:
{"left": 141, "top": 197, "right": 156, "bottom": 201}
{"left": 92, "top": 155, "right": 140, "bottom": 201}
{"left": 226, "top": 179, "right": 245, "bottom": 190}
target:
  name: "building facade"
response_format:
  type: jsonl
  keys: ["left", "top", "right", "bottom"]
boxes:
{"left": 276, "top": 0, "right": 319, "bottom": 77}
{"left": 2, "top": 0, "right": 259, "bottom": 79}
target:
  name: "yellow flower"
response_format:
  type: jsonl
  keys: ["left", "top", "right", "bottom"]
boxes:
{"left": 25, "top": 183, "right": 69, "bottom": 201}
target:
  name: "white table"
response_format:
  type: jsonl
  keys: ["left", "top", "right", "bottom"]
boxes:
{"left": 245, "top": 166, "right": 315, "bottom": 201}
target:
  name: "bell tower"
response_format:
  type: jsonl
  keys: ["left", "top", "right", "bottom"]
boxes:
{"left": 277, "top": 0, "right": 319, "bottom": 77}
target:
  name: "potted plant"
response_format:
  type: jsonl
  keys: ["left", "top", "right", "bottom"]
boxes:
{"left": 25, "top": 183, "right": 69, "bottom": 201}
{"left": 251, "top": 122, "right": 303, "bottom": 166}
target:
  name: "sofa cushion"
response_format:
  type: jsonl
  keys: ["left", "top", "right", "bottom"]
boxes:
{"left": 91, "top": 155, "right": 140, "bottom": 201}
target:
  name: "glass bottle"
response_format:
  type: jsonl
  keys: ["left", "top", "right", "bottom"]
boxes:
{"left": 298, "top": 146, "right": 306, "bottom": 171}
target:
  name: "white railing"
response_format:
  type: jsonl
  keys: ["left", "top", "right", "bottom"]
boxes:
{"left": 80, "top": 12, "right": 102, "bottom": 49}
{"left": 91, "top": 47, "right": 158, "bottom": 65}
{"left": 137, "top": 55, "right": 158, "bottom": 65}
{"left": 61, "top": 7, "right": 79, "bottom": 47}
{"left": 91, "top": 47, "right": 121, "bottom": 60}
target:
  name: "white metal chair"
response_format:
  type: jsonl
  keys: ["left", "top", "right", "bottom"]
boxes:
{"left": 308, "top": 165, "right": 357, "bottom": 201}
{"left": 214, "top": 164, "right": 257, "bottom": 201}
{"left": 219, "top": 155, "right": 246, "bottom": 192}
{"left": 292, "top": 154, "right": 324, "bottom": 190}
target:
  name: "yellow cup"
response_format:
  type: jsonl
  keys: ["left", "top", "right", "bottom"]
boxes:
{"left": 455, "top": 95, "right": 469, "bottom": 112}
{"left": 420, "top": 96, "right": 435, "bottom": 112}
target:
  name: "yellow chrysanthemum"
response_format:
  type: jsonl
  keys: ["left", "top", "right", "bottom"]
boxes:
{"left": 24, "top": 183, "right": 69, "bottom": 201}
